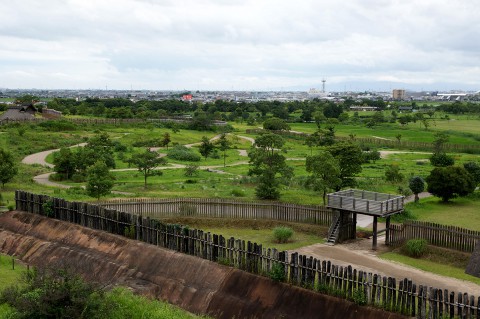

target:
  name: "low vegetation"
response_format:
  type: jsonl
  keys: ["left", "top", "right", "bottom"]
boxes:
{"left": 0, "top": 264, "right": 208, "bottom": 319}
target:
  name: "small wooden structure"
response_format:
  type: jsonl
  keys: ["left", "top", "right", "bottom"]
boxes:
{"left": 327, "top": 189, "right": 404, "bottom": 250}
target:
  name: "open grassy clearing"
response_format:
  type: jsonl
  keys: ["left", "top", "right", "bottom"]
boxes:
{"left": 405, "top": 194, "right": 480, "bottom": 231}
{"left": 161, "top": 218, "right": 327, "bottom": 251}
{"left": 0, "top": 254, "right": 27, "bottom": 290}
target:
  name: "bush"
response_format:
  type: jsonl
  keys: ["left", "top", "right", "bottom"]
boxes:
{"left": 403, "top": 239, "right": 428, "bottom": 258}
{"left": 167, "top": 145, "right": 201, "bottom": 162}
{"left": 351, "top": 289, "right": 367, "bottom": 306}
{"left": 268, "top": 262, "right": 286, "bottom": 282}
{"left": 230, "top": 189, "right": 246, "bottom": 197}
{"left": 273, "top": 226, "right": 294, "bottom": 243}
{"left": 38, "top": 120, "right": 77, "bottom": 131}
{"left": 71, "top": 173, "right": 86, "bottom": 183}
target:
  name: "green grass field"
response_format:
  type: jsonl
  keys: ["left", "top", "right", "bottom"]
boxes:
{"left": 405, "top": 194, "right": 480, "bottom": 231}
{"left": 0, "top": 254, "right": 27, "bottom": 289}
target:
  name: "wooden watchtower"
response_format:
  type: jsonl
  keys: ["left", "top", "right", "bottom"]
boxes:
{"left": 326, "top": 189, "right": 404, "bottom": 250}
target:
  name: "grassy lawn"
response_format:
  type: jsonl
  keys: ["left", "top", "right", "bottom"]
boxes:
{"left": 405, "top": 193, "right": 480, "bottom": 231}
{"left": 162, "top": 218, "right": 327, "bottom": 251}
{"left": 0, "top": 254, "right": 27, "bottom": 289}
{"left": 380, "top": 252, "right": 480, "bottom": 285}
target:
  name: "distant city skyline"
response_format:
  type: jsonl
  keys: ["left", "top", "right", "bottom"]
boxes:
{"left": 1, "top": 1, "right": 479, "bottom": 92}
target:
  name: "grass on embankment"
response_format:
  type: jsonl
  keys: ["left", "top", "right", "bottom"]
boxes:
{"left": 0, "top": 254, "right": 27, "bottom": 290}
{"left": 380, "top": 249, "right": 480, "bottom": 286}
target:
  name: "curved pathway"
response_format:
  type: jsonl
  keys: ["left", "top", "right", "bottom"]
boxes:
{"left": 23, "top": 134, "right": 258, "bottom": 190}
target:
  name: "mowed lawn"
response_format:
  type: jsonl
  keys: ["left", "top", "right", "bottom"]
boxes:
{"left": 405, "top": 194, "right": 480, "bottom": 231}
{"left": 201, "top": 227, "right": 325, "bottom": 251}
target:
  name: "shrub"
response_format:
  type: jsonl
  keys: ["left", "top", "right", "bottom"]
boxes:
{"left": 385, "top": 164, "right": 404, "bottom": 182}
{"left": 124, "top": 224, "right": 136, "bottom": 239}
{"left": 268, "top": 262, "right": 286, "bottom": 282}
{"left": 42, "top": 200, "right": 54, "bottom": 217}
{"left": 167, "top": 145, "right": 201, "bottom": 162}
{"left": 38, "top": 120, "right": 77, "bottom": 131}
{"left": 230, "top": 189, "right": 246, "bottom": 197}
{"left": 184, "top": 164, "right": 199, "bottom": 177}
{"left": 403, "top": 239, "right": 428, "bottom": 258}
{"left": 352, "top": 289, "right": 367, "bottom": 306}
{"left": 71, "top": 173, "right": 86, "bottom": 183}
{"left": 273, "top": 226, "right": 294, "bottom": 243}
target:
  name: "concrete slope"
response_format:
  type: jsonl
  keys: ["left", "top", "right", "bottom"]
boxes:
{"left": 0, "top": 211, "right": 408, "bottom": 319}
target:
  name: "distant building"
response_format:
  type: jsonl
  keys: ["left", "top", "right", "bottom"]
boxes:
{"left": 0, "top": 103, "right": 37, "bottom": 121}
{"left": 392, "top": 89, "right": 406, "bottom": 100}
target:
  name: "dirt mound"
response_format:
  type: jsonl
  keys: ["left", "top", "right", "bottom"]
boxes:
{"left": 0, "top": 211, "right": 408, "bottom": 319}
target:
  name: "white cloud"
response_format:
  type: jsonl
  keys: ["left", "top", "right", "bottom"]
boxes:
{"left": 0, "top": 0, "right": 479, "bottom": 90}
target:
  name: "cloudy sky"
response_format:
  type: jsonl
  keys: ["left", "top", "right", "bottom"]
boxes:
{"left": 1, "top": 0, "right": 479, "bottom": 91}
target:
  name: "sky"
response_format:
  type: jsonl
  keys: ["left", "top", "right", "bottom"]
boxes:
{"left": 1, "top": 0, "right": 479, "bottom": 92}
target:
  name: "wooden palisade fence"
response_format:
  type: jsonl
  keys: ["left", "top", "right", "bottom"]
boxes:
{"left": 98, "top": 197, "right": 334, "bottom": 226}
{"left": 388, "top": 220, "right": 480, "bottom": 253}
{"left": 14, "top": 191, "right": 480, "bottom": 318}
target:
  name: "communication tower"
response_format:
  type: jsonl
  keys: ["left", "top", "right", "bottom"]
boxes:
{"left": 322, "top": 79, "right": 326, "bottom": 93}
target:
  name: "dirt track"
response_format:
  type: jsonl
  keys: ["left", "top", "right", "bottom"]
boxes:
{"left": 292, "top": 239, "right": 480, "bottom": 296}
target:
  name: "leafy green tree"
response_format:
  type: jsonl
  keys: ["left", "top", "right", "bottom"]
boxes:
{"left": 217, "top": 133, "right": 231, "bottom": 167}
{"left": 263, "top": 117, "right": 291, "bottom": 131}
{"left": 161, "top": 132, "right": 171, "bottom": 149}
{"left": 0, "top": 149, "right": 18, "bottom": 187}
{"left": 128, "top": 149, "right": 166, "bottom": 188}
{"left": 463, "top": 161, "right": 480, "bottom": 186}
{"left": 385, "top": 164, "right": 404, "bottom": 183}
{"left": 198, "top": 136, "right": 214, "bottom": 160}
{"left": 248, "top": 133, "right": 293, "bottom": 200}
{"left": 426, "top": 166, "right": 475, "bottom": 202}
{"left": 305, "top": 151, "right": 342, "bottom": 205}
{"left": 86, "top": 161, "right": 115, "bottom": 200}
{"left": 76, "top": 132, "right": 116, "bottom": 172}
{"left": 53, "top": 147, "right": 76, "bottom": 180}
{"left": 409, "top": 176, "right": 425, "bottom": 203}
{"left": 327, "top": 142, "right": 363, "bottom": 189}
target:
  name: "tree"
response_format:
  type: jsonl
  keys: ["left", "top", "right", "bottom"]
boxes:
{"left": 327, "top": 142, "right": 363, "bottom": 189}
{"left": 128, "top": 149, "right": 166, "bottom": 188}
{"left": 217, "top": 133, "right": 231, "bottom": 168}
{"left": 86, "top": 161, "right": 115, "bottom": 200}
{"left": 161, "top": 132, "right": 171, "bottom": 149}
{"left": 199, "top": 136, "right": 214, "bottom": 160}
{"left": 0, "top": 149, "right": 18, "bottom": 187}
{"left": 425, "top": 166, "right": 475, "bottom": 202}
{"left": 53, "top": 147, "right": 76, "bottom": 180}
{"left": 263, "top": 117, "right": 291, "bottom": 131}
{"left": 305, "top": 151, "right": 342, "bottom": 205}
{"left": 463, "top": 161, "right": 480, "bottom": 186}
{"left": 248, "top": 133, "right": 293, "bottom": 200}
{"left": 385, "top": 164, "right": 404, "bottom": 183}
{"left": 409, "top": 176, "right": 425, "bottom": 203}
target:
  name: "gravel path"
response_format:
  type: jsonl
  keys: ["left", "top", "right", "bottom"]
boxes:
{"left": 292, "top": 240, "right": 480, "bottom": 296}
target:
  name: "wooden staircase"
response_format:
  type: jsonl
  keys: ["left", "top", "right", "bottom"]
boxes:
{"left": 327, "top": 214, "right": 340, "bottom": 245}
